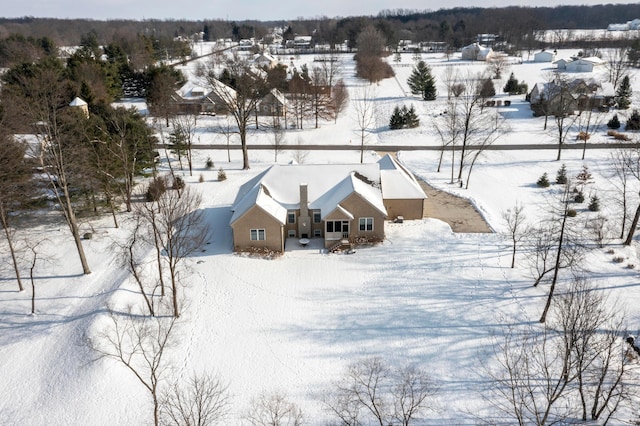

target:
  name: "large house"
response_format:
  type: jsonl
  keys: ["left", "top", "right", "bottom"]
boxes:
{"left": 229, "top": 155, "right": 427, "bottom": 252}
{"left": 172, "top": 81, "right": 236, "bottom": 115}
{"left": 528, "top": 78, "right": 615, "bottom": 116}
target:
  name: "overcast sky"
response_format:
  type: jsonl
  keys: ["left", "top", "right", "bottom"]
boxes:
{"left": 3, "top": 0, "right": 638, "bottom": 22}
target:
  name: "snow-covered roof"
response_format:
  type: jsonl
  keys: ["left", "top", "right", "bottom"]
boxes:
{"left": 69, "top": 97, "right": 87, "bottom": 107}
{"left": 176, "top": 82, "right": 211, "bottom": 99}
{"left": 231, "top": 163, "right": 387, "bottom": 225}
{"left": 312, "top": 172, "right": 386, "bottom": 220}
{"left": 378, "top": 155, "right": 427, "bottom": 200}
{"left": 230, "top": 182, "right": 288, "bottom": 225}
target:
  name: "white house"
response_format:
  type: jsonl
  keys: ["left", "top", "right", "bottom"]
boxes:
{"left": 533, "top": 50, "right": 555, "bottom": 62}
{"left": 565, "top": 57, "right": 605, "bottom": 73}
{"left": 461, "top": 43, "right": 493, "bottom": 61}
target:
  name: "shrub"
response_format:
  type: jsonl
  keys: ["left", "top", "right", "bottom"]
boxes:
{"left": 626, "top": 109, "right": 640, "bottom": 131}
{"left": 556, "top": 164, "right": 567, "bottom": 184}
{"left": 588, "top": 195, "right": 600, "bottom": 211}
{"left": 607, "top": 114, "right": 621, "bottom": 129}
{"left": 218, "top": 168, "right": 227, "bottom": 181}
{"left": 173, "top": 175, "right": 185, "bottom": 190}
{"left": 517, "top": 82, "right": 528, "bottom": 95}
{"left": 613, "top": 256, "right": 625, "bottom": 263}
{"left": 537, "top": 172, "right": 550, "bottom": 188}
{"left": 199, "top": 173, "right": 205, "bottom": 183}
{"left": 574, "top": 191, "right": 585, "bottom": 203}
{"left": 576, "top": 131, "right": 590, "bottom": 141}
{"left": 567, "top": 209, "right": 577, "bottom": 217}
{"left": 608, "top": 130, "right": 631, "bottom": 141}
{"left": 146, "top": 176, "right": 167, "bottom": 201}
{"left": 205, "top": 157, "right": 214, "bottom": 169}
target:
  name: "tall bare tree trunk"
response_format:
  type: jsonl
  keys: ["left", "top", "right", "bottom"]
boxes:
{"left": 0, "top": 205, "right": 23, "bottom": 291}
{"left": 623, "top": 200, "right": 640, "bottom": 246}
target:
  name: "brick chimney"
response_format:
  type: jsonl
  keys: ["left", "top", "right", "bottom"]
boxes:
{"left": 298, "top": 184, "right": 311, "bottom": 238}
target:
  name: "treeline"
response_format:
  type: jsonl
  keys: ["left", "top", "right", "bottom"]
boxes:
{"left": 2, "top": 4, "right": 640, "bottom": 52}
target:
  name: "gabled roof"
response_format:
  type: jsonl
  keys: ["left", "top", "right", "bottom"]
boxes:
{"left": 230, "top": 163, "right": 386, "bottom": 225}
{"left": 378, "top": 155, "right": 427, "bottom": 200}
{"left": 230, "top": 182, "right": 287, "bottom": 225}
{"left": 69, "top": 97, "right": 88, "bottom": 107}
{"left": 312, "top": 172, "right": 387, "bottom": 220}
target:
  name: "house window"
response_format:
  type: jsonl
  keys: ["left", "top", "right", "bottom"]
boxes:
{"left": 326, "top": 220, "right": 349, "bottom": 234}
{"left": 359, "top": 217, "right": 374, "bottom": 231}
{"left": 288, "top": 212, "right": 296, "bottom": 224}
{"left": 313, "top": 211, "right": 321, "bottom": 223}
{"left": 288, "top": 230, "right": 296, "bottom": 238}
{"left": 314, "top": 229, "right": 322, "bottom": 237}
{"left": 250, "top": 229, "right": 266, "bottom": 241}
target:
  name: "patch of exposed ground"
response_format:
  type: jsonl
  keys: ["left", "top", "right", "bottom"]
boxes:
{"left": 379, "top": 151, "right": 492, "bottom": 233}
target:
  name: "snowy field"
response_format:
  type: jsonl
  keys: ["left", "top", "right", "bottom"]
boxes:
{"left": 1, "top": 49, "right": 640, "bottom": 424}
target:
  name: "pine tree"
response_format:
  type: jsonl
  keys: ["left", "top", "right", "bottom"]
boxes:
{"left": 556, "top": 163, "right": 567, "bottom": 184}
{"left": 389, "top": 106, "right": 403, "bottom": 129}
{"left": 588, "top": 195, "right": 600, "bottom": 211}
{"left": 616, "top": 75, "right": 632, "bottom": 109}
{"left": 626, "top": 109, "right": 640, "bottom": 131}
{"left": 607, "top": 114, "right": 621, "bottom": 129}
{"left": 407, "top": 60, "right": 437, "bottom": 101}
{"left": 404, "top": 105, "right": 420, "bottom": 128}
{"left": 503, "top": 72, "right": 519, "bottom": 95}
{"left": 478, "top": 77, "right": 496, "bottom": 98}
{"left": 537, "top": 172, "right": 550, "bottom": 188}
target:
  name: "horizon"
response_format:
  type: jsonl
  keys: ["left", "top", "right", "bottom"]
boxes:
{"left": 2, "top": 0, "right": 639, "bottom": 22}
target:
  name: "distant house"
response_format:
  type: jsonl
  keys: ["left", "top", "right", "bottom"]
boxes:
{"left": 293, "top": 36, "right": 312, "bottom": 49}
{"left": 173, "top": 80, "right": 237, "bottom": 115}
{"left": 554, "top": 56, "right": 605, "bottom": 73}
{"left": 528, "top": 78, "right": 615, "bottom": 116}
{"left": 608, "top": 18, "right": 640, "bottom": 31}
{"left": 229, "top": 155, "right": 427, "bottom": 252}
{"left": 461, "top": 43, "right": 494, "bottom": 61}
{"left": 254, "top": 52, "right": 278, "bottom": 69}
{"left": 565, "top": 57, "right": 604, "bottom": 73}
{"left": 533, "top": 50, "right": 555, "bottom": 62}
{"left": 257, "top": 88, "right": 288, "bottom": 120}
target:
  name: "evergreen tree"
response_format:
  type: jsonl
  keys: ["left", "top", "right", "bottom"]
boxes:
{"left": 407, "top": 60, "right": 437, "bottom": 101}
{"left": 588, "top": 195, "right": 600, "bottom": 211}
{"left": 556, "top": 163, "right": 567, "bottom": 184}
{"left": 389, "top": 106, "right": 403, "bottom": 129}
{"left": 626, "top": 109, "right": 640, "bottom": 131}
{"left": 478, "top": 77, "right": 496, "bottom": 98}
{"left": 537, "top": 172, "right": 550, "bottom": 188}
{"left": 404, "top": 105, "right": 420, "bottom": 128}
{"left": 503, "top": 72, "right": 519, "bottom": 95}
{"left": 607, "top": 114, "right": 621, "bottom": 129}
{"left": 616, "top": 75, "right": 632, "bottom": 109}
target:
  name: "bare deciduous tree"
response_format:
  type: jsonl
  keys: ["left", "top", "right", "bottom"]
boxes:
{"left": 330, "top": 79, "right": 349, "bottom": 123}
{"left": 0, "top": 134, "right": 33, "bottom": 291}
{"left": 352, "top": 85, "right": 377, "bottom": 164}
{"left": 136, "top": 185, "right": 209, "bottom": 318}
{"left": 269, "top": 117, "right": 286, "bottom": 162}
{"left": 199, "top": 53, "right": 270, "bottom": 170}
{"left": 245, "top": 392, "right": 304, "bottom": 426}
{"left": 323, "top": 357, "right": 436, "bottom": 426}
{"left": 88, "top": 305, "right": 177, "bottom": 426}
{"left": 161, "top": 372, "right": 231, "bottom": 426}
{"left": 487, "top": 277, "right": 634, "bottom": 425}
{"left": 502, "top": 203, "right": 530, "bottom": 268}
{"left": 171, "top": 113, "right": 198, "bottom": 177}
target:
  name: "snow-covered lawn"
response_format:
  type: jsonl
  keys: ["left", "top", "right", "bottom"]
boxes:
{"left": 1, "top": 50, "right": 639, "bottom": 424}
